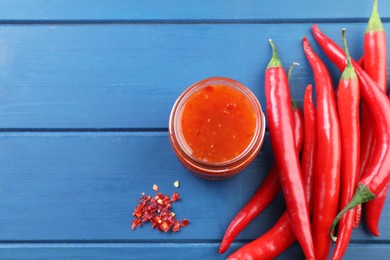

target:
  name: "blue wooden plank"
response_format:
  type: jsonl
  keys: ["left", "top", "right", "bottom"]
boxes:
{"left": 0, "top": 132, "right": 388, "bottom": 243}
{"left": 0, "top": 22, "right": 384, "bottom": 128}
{"left": 0, "top": 242, "right": 303, "bottom": 260}
{"left": 0, "top": 1, "right": 388, "bottom": 259}
{"left": 0, "top": 0, "right": 389, "bottom": 21}
{"left": 0, "top": 242, "right": 389, "bottom": 259}
{"left": 0, "top": 132, "right": 274, "bottom": 240}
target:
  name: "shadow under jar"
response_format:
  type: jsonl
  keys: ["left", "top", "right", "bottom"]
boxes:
{"left": 169, "top": 77, "right": 265, "bottom": 180}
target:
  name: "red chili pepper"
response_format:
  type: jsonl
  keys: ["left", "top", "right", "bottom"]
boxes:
{"left": 331, "top": 29, "right": 360, "bottom": 260}
{"left": 362, "top": 0, "right": 388, "bottom": 237}
{"left": 219, "top": 104, "right": 304, "bottom": 254}
{"left": 227, "top": 84, "right": 317, "bottom": 260}
{"left": 353, "top": 55, "right": 364, "bottom": 229}
{"left": 311, "top": 24, "right": 390, "bottom": 241}
{"left": 218, "top": 166, "right": 279, "bottom": 254}
{"left": 303, "top": 37, "right": 341, "bottom": 260}
{"left": 301, "top": 85, "right": 317, "bottom": 213}
{"left": 264, "top": 39, "right": 314, "bottom": 260}
{"left": 365, "top": 185, "right": 389, "bottom": 234}
{"left": 364, "top": 0, "right": 387, "bottom": 91}
{"left": 356, "top": 110, "right": 372, "bottom": 230}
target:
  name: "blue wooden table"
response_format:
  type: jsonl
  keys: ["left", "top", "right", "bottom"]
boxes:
{"left": 0, "top": 1, "right": 389, "bottom": 259}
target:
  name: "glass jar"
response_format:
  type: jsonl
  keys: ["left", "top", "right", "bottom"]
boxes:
{"left": 169, "top": 77, "right": 266, "bottom": 180}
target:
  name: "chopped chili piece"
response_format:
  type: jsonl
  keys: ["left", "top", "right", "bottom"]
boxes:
{"left": 131, "top": 187, "right": 189, "bottom": 232}
{"left": 171, "top": 192, "right": 180, "bottom": 202}
{"left": 180, "top": 219, "right": 189, "bottom": 227}
{"left": 172, "top": 222, "right": 180, "bottom": 232}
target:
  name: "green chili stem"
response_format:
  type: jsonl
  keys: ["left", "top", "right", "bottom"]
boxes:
{"left": 288, "top": 62, "right": 300, "bottom": 81}
{"left": 366, "top": 0, "right": 383, "bottom": 33}
{"left": 340, "top": 28, "right": 357, "bottom": 80}
{"left": 267, "top": 39, "right": 283, "bottom": 68}
{"left": 329, "top": 184, "right": 375, "bottom": 242}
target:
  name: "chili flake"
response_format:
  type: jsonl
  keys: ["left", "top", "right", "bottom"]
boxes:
{"left": 171, "top": 192, "right": 180, "bottom": 202}
{"left": 131, "top": 186, "right": 189, "bottom": 232}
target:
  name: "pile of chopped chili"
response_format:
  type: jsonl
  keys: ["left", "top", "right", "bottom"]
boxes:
{"left": 131, "top": 187, "right": 189, "bottom": 232}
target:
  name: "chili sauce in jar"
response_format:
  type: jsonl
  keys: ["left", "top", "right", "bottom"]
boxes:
{"left": 169, "top": 77, "right": 265, "bottom": 180}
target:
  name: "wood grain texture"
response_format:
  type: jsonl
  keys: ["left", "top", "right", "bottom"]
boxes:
{"left": 0, "top": 132, "right": 388, "bottom": 243}
{"left": 0, "top": 243, "right": 389, "bottom": 260}
{"left": 0, "top": 132, "right": 275, "bottom": 240}
{"left": 0, "top": 0, "right": 388, "bottom": 21}
{"left": 0, "top": 0, "right": 389, "bottom": 259}
{"left": 0, "top": 242, "right": 305, "bottom": 260}
{"left": 0, "top": 23, "right": 383, "bottom": 128}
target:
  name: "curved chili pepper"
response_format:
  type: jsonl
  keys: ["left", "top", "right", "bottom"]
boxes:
{"left": 264, "top": 39, "right": 314, "bottom": 260}
{"left": 311, "top": 24, "right": 390, "bottom": 241}
{"left": 331, "top": 29, "right": 360, "bottom": 260}
{"left": 219, "top": 167, "right": 279, "bottom": 254}
{"left": 219, "top": 105, "right": 304, "bottom": 254}
{"left": 366, "top": 186, "right": 389, "bottom": 236}
{"left": 353, "top": 55, "right": 364, "bottom": 230}
{"left": 363, "top": 0, "right": 388, "bottom": 237}
{"left": 364, "top": 98, "right": 389, "bottom": 234}
{"left": 364, "top": 0, "right": 387, "bottom": 91}
{"left": 227, "top": 85, "right": 317, "bottom": 260}
{"left": 301, "top": 85, "right": 317, "bottom": 212}
{"left": 303, "top": 37, "right": 341, "bottom": 260}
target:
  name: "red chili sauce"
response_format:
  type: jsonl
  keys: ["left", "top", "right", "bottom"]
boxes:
{"left": 180, "top": 84, "right": 257, "bottom": 164}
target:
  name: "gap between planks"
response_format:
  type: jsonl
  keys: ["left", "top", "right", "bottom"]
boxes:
{"left": 0, "top": 18, "right": 385, "bottom": 26}
{"left": 0, "top": 240, "right": 386, "bottom": 248}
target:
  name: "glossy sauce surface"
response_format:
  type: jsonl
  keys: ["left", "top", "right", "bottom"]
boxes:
{"left": 180, "top": 84, "right": 257, "bottom": 164}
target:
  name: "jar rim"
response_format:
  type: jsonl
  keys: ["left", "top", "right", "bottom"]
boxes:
{"left": 169, "top": 76, "right": 266, "bottom": 178}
